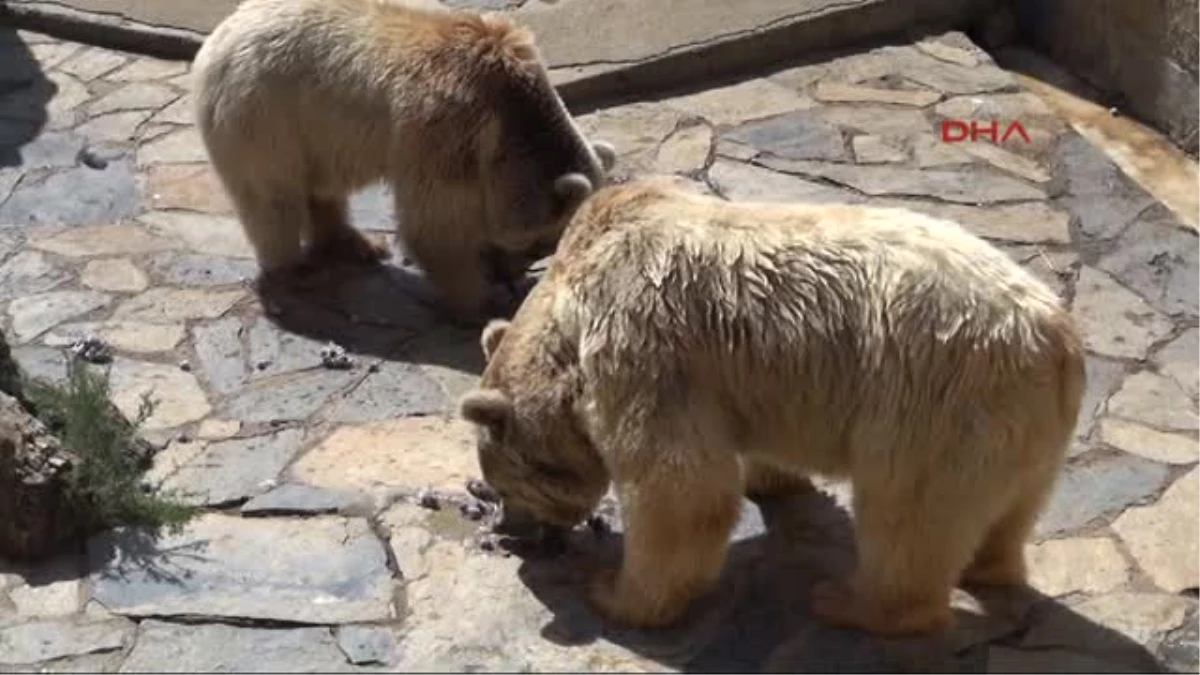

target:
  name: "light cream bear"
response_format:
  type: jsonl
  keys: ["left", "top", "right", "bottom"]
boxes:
{"left": 459, "top": 178, "right": 1085, "bottom": 636}
{"left": 192, "top": 0, "right": 615, "bottom": 321}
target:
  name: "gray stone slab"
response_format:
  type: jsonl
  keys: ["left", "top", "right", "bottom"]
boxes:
{"left": 9, "top": 345, "right": 68, "bottom": 386}
{"left": 120, "top": 620, "right": 353, "bottom": 673}
{"left": 335, "top": 625, "right": 396, "bottom": 666}
{"left": 1076, "top": 356, "right": 1127, "bottom": 443}
{"left": 160, "top": 429, "right": 306, "bottom": 507}
{"left": 321, "top": 361, "right": 449, "bottom": 423}
{"left": 722, "top": 111, "right": 849, "bottom": 161}
{"left": 88, "top": 514, "right": 394, "bottom": 624}
{"left": 756, "top": 157, "right": 1045, "bottom": 204}
{"left": 708, "top": 159, "right": 862, "bottom": 204}
{"left": 148, "top": 252, "right": 257, "bottom": 287}
{"left": 0, "top": 250, "right": 70, "bottom": 302}
{"left": 1157, "top": 610, "right": 1198, "bottom": 675}
{"left": 1053, "top": 134, "right": 1158, "bottom": 240}
{"left": 1035, "top": 454, "right": 1173, "bottom": 537}
{"left": 0, "top": 159, "right": 139, "bottom": 228}
{"left": 0, "top": 619, "right": 132, "bottom": 665}
{"left": 1098, "top": 203, "right": 1199, "bottom": 316}
{"left": 247, "top": 317, "right": 328, "bottom": 379}
{"left": 220, "top": 369, "right": 359, "bottom": 423}
{"left": 15, "top": 131, "right": 86, "bottom": 170}
{"left": 240, "top": 483, "right": 359, "bottom": 517}
{"left": 192, "top": 315, "right": 247, "bottom": 395}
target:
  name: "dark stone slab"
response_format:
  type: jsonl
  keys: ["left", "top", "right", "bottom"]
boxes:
{"left": 120, "top": 620, "right": 354, "bottom": 673}
{"left": 0, "top": 159, "right": 139, "bottom": 228}
{"left": 1035, "top": 453, "right": 1173, "bottom": 537}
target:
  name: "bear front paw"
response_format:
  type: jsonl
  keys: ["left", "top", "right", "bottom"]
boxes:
{"left": 810, "top": 578, "right": 953, "bottom": 636}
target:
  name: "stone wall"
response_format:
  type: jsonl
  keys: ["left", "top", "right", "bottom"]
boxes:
{"left": 1012, "top": 0, "right": 1199, "bottom": 155}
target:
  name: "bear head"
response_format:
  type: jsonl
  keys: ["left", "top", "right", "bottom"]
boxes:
{"left": 459, "top": 318, "right": 608, "bottom": 538}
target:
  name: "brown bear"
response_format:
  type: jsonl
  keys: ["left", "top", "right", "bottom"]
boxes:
{"left": 192, "top": 0, "right": 615, "bottom": 321}
{"left": 459, "top": 178, "right": 1085, "bottom": 636}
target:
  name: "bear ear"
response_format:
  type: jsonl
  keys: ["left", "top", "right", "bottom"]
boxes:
{"left": 592, "top": 141, "right": 617, "bottom": 172}
{"left": 554, "top": 173, "right": 593, "bottom": 204}
{"left": 459, "top": 389, "right": 513, "bottom": 435}
{"left": 481, "top": 319, "right": 510, "bottom": 362}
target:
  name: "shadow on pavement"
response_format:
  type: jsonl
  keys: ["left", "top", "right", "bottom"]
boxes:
{"left": 254, "top": 256, "right": 536, "bottom": 373}
{"left": 0, "top": 26, "right": 53, "bottom": 169}
{"left": 512, "top": 485, "right": 1164, "bottom": 673}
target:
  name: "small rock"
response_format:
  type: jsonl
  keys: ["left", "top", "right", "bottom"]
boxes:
{"left": 460, "top": 501, "right": 487, "bottom": 521}
{"left": 68, "top": 334, "right": 112, "bottom": 364}
{"left": 417, "top": 489, "right": 441, "bottom": 511}
{"left": 466, "top": 479, "right": 498, "bottom": 504}
{"left": 178, "top": 359, "right": 191, "bottom": 371}
{"left": 319, "top": 342, "right": 354, "bottom": 370}
{"left": 77, "top": 147, "right": 108, "bottom": 170}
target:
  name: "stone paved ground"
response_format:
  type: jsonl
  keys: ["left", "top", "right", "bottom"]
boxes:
{"left": 0, "top": 25, "right": 1197, "bottom": 674}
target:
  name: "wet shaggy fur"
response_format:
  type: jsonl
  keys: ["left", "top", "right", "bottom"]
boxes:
{"left": 192, "top": 0, "right": 615, "bottom": 320}
{"left": 460, "top": 179, "right": 1086, "bottom": 635}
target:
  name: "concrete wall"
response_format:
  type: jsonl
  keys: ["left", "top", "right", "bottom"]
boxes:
{"left": 1013, "top": 0, "right": 1199, "bottom": 155}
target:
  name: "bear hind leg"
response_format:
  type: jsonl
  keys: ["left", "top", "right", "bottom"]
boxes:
{"left": 812, "top": 474, "right": 995, "bottom": 636}
{"left": 306, "top": 195, "right": 390, "bottom": 267}
{"left": 592, "top": 454, "right": 742, "bottom": 629}
{"left": 227, "top": 184, "right": 307, "bottom": 276}
{"left": 961, "top": 467, "right": 1058, "bottom": 588}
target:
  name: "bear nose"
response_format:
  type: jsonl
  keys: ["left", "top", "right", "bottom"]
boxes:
{"left": 494, "top": 504, "right": 544, "bottom": 539}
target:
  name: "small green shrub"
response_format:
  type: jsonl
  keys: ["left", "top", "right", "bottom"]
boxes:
{"left": 26, "top": 358, "right": 195, "bottom": 532}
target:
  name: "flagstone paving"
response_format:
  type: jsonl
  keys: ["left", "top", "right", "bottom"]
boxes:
{"left": 0, "top": 25, "right": 1196, "bottom": 673}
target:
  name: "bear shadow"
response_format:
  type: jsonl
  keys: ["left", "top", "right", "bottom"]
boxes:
{"left": 0, "top": 27, "right": 54, "bottom": 169}
{"left": 253, "top": 255, "right": 537, "bottom": 370}
{"left": 510, "top": 486, "right": 1166, "bottom": 673}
